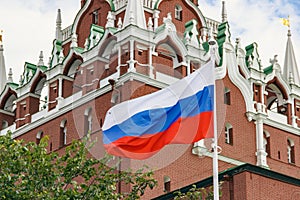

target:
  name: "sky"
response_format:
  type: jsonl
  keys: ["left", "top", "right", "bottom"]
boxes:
{"left": 0, "top": 0, "right": 81, "bottom": 82}
{"left": 0, "top": 0, "right": 300, "bottom": 82}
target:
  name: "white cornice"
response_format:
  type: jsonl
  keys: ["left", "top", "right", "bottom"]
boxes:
{"left": 0, "top": 109, "right": 14, "bottom": 116}
{"left": 264, "top": 117, "right": 300, "bottom": 136}
{"left": 81, "top": 56, "right": 109, "bottom": 68}
{"left": 47, "top": 74, "right": 74, "bottom": 84}
{"left": 185, "top": 45, "right": 208, "bottom": 62}
{"left": 115, "top": 25, "right": 156, "bottom": 45}
{"left": 11, "top": 71, "right": 171, "bottom": 138}
{"left": 117, "top": 71, "right": 169, "bottom": 89}
{"left": 45, "top": 64, "right": 63, "bottom": 80}
{"left": 192, "top": 146, "right": 246, "bottom": 166}
{"left": 16, "top": 93, "right": 40, "bottom": 103}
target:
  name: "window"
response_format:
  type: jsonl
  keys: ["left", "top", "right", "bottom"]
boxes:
{"left": 287, "top": 139, "right": 295, "bottom": 164}
{"left": 60, "top": 120, "right": 67, "bottom": 148}
{"left": 3, "top": 94, "right": 17, "bottom": 112}
{"left": 50, "top": 142, "right": 53, "bottom": 151}
{"left": 100, "top": 119, "right": 103, "bottom": 128}
{"left": 163, "top": 176, "right": 171, "bottom": 193}
{"left": 224, "top": 87, "right": 231, "bottom": 105}
{"left": 34, "top": 77, "right": 48, "bottom": 111}
{"left": 225, "top": 123, "right": 233, "bottom": 145}
{"left": 67, "top": 59, "right": 82, "bottom": 78}
{"left": 263, "top": 131, "right": 270, "bottom": 157}
{"left": 36, "top": 131, "right": 44, "bottom": 145}
{"left": 266, "top": 84, "right": 287, "bottom": 115}
{"left": 92, "top": 10, "right": 99, "bottom": 24}
{"left": 84, "top": 108, "right": 92, "bottom": 135}
{"left": 175, "top": 5, "right": 182, "bottom": 20}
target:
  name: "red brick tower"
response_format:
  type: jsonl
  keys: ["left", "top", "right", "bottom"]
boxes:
{"left": 0, "top": 1, "right": 300, "bottom": 199}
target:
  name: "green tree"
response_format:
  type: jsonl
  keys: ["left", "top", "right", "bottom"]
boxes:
{"left": 0, "top": 132, "right": 156, "bottom": 200}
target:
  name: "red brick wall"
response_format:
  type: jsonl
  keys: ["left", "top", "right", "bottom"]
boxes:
{"left": 264, "top": 124, "right": 300, "bottom": 178}
{"left": 16, "top": 91, "right": 112, "bottom": 155}
{"left": 216, "top": 76, "right": 257, "bottom": 165}
{"left": 0, "top": 112, "right": 15, "bottom": 129}
{"left": 62, "top": 79, "right": 74, "bottom": 98}
{"left": 141, "top": 152, "right": 234, "bottom": 199}
{"left": 16, "top": 95, "right": 40, "bottom": 128}
{"left": 153, "top": 52, "right": 174, "bottom": 76}
{"left": 243, "top": 171, "right": 300, "bottom": 200}
{"left": 158, "top": 0, "right": 203, "bottom": 35}
{"left": 76, "top": 0, "right": 112, "bottom": 48}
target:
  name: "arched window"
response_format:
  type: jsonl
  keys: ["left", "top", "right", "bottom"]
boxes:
{"left": 163, "top": 176, "right": 171, "bottom": 193}
{"left": 60, "top": 120, "right": 67, "bottom": 148}
{"left": 266, "top": 83, "right": 287, "bottom": 115}
{"left": 92, "top": 10, "right": 99, "bottom": 24}
{"left": 287, "top": 139, "right": 295, "bottom": 164}
{"left": 175, "top": 5, "right": 182, "bottom": 20}
{"left": 224, "top": 87, "right": 231, "bottom": 105}
{"left": 84, "top": 108, "right": 92, "bottom": 135}
{"left": 36, "top": 131, "right": 44, "bottom": 145}
{"left": 34, "top": 77, "right": 48, "bottom": 111}
{"left": 3, "top": 94, "right": 17, "bottom": 112}
{"left": 263, "top": 131, "right": 270, "bottom": 157}
{"left": 225, "top": 123, "right": 233, "bottom": 145}
{"left": 67, "top": 59, "right": 82, "bottom": 78}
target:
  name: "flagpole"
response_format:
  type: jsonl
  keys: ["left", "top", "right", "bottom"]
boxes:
{"left": 209, "top": 40, "right": 219, "bottom": 200}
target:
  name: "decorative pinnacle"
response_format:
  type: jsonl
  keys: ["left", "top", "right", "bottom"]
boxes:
{"left": 56, "top": 9, "right": 62, "bottom": 25}
{"left": 8, "top": 68, "right": 13, "bottom": 83}
{"left": 287, "top": 29, "right": 291, "bottom": 37}
{"left": 147, "top": 17, "right": 153, "bottom": 31}
{"left": 56, "top": 9, "right": 63, "bottom": 41}
{"left": 38, "top": 51, "right": 44, "bottom": 66}
{"left": 222, "top": 1, "right": 227, "bottom": 22}
{"left": 129, "top": 11, "right": 135, "bottom": 24}
{"left": 117, "top": 17, "right": 123, "bottom": 30}
{"left": 269, "top": 55, "right": 278, "bottom": 65}
{"left": 19, "top": 75, "right": 23, "bottom": 85}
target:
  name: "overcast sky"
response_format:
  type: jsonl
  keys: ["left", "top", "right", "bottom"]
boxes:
{"left": 0, "top": 0, "right": 300, "bottom": 82}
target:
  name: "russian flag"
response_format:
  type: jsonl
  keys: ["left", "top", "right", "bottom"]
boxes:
{"left": 102, "top": 61, "right": 214, "bottom": 159}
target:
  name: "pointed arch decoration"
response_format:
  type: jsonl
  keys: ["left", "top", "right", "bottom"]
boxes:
{"left": 154, "top": 21, "right": 188, "bottom": 61}
{"left": 63, "top": 53, "right": 84, "bottom": 77}
{"left": 0, "top": 85, "right": 17, "bottom": 111}
{"left": 155, "top": 36, "right": 184, "bottom": 64}
{"left": 71, "top": 0, "right": 114, "bottom": 37}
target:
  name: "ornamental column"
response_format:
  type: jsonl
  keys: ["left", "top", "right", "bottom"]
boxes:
{"left": 255, "top": 112, "right": 268, "bottom": 168}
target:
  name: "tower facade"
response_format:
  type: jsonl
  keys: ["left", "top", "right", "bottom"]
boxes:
{"left": 0, "top": 1, "right": 300, "bottom": 199}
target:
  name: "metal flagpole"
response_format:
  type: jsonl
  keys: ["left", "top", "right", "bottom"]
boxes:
{"left": 209, "top": 39, "right": 219, "bottom": 200}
